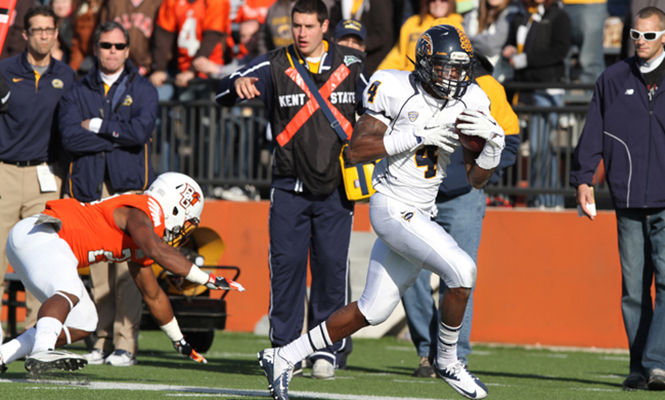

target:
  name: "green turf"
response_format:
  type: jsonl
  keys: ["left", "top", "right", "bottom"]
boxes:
{"left": 0, "top": 330, "right": 661, "bottom": 399}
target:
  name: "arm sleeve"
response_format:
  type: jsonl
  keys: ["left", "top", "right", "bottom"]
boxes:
{"left": 570, "top": 79, "right": 605, "bottom": 188}
{"left": 0, "top": 75, "right": 9, "bottom": 113}
{"left": 153, "top": 0, "right": 177, "bottom": 71}
{"left": 98, "top": 81, "right": 159, "bottom": 147}
{"left": 58, "top": 88, "right": 115, "bottom": 155}
{"left": 192, "top": 0, "right": 231, "bottom": 64}
{"left": 215, "top": 53, "right": 272, "bottom": 107}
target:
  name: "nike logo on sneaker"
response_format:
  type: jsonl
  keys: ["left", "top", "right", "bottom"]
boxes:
{"left": 447, "top": 378, "right": 478, "bottom": 398}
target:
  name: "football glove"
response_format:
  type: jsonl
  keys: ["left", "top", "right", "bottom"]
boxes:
{"left": 456, "top": 109, "right": 505, "bottom": 150}
{"left": 415, "top": 122, "right": 460, "bottom": 153}
{"left": 173, "top": 338, "right": 207, "bottom": 363}
{"left": 205, "top": 273, "right": 246, "bottom": 292}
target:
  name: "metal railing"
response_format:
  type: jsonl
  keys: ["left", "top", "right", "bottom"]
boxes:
{"left": 152, "top": 82, "right": 604, "bottom": 206}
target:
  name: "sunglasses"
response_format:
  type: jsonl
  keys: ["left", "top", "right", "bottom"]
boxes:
{"left": 630, "top": 29, "right": 665, "bottom": 41}
{"left": 28, "top": 27, "right": 56, "bottom": 36}
{"left": 98, "top": 42, "right": 128, "bottom": 50}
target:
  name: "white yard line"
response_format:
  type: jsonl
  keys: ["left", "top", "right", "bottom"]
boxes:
{"left": 0, "top": 378, "right": 455, "bottom": 400}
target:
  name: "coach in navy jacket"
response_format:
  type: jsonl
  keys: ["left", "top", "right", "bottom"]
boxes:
{"left": 58, "top": 36, "right": 158, "bottom": 202}
{"left": 571, "top": 6, "right": 665, "bottom": 391}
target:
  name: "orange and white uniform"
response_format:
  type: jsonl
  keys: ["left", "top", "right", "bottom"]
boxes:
{"left": 156, "top": 0, "right": 230, "bottom": 72}
{"left": 42, "top": 195, "right": 165, "bottom": 269}
{"left": 5, "top": 194, "right": 165, "bottom": 334}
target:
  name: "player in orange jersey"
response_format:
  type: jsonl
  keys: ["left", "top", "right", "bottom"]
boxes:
{"left": 0, "top": 172, "right": 244, "bottom": 373}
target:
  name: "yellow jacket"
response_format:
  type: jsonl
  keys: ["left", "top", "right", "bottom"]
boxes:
{"left": 377, "top": 13, "right": 464, "bottom": 72}
{"left": 476, "top": 75, "right": 520, "bottom": 136}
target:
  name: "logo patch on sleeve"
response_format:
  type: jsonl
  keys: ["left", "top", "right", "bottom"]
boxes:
{"left": 344, "top": 55, "right": 361, "bottom": 66}
{"left": 147, "top": 198, "right": 163, "bottom": 227}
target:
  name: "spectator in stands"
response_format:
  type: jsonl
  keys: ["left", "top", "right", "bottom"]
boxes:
{"left": 149, "top": 0, "right": 230, "bottom": 97}
{"left": 193, "top": 1, "right": 268, "bottom": 78}
{"left": 378, "top": 0, "right": 462, "bottom": 71}
{"left": 502, "top": 0, "right": 571, "bottom": 209}
{"left": 57, "top": 21, "right": 158, "bottom": 366}
{"left": 332, "top": 18, "right": 365, "bottom": 51}
{"left": 257, "top": 0, "right": 295, "bottom": 53}
{"left": 328, "top": 0, "right": 394, "bottom": 75}
{"left": 69, "top": 0, "right": 102, "bottom": 74}
{"left": 0, "top": 0, "right": 36, "bottom": 61}
{"left": 216, "top": 0, "right": 367, "bottom": 379}
{"left": 99, "top": 0, "right": 163, "bottom": 76}
{"left": 572, "top": 6, "right": 665, "bottom": 391}
{"left": 401, "top": 51, "right": 521, "bottom": 378}
{"left": 562, "top": 0, "right": 606, "bottom": 84}
{"left": 0, "top": 5, "right": 76, "bottom": 343}
{"left": 462, "top": 0, "right": 518, "bottom": 82}
{"left": 49, "top": 0, "right": 74, "bottom": 62}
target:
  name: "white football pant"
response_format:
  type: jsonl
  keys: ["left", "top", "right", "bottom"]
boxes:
{"left": 358, "top": 192, "right": 476, "bottom": 325}
{"left": 6, "top": 215, "right": 98, "bottom": 333}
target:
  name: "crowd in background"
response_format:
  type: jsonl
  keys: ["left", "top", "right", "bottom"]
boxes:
{"left": 0, "top": 0, "right": 638, "bottom": 90}
{"left": 0, "top": 0, "right": 646, "bottom": 205}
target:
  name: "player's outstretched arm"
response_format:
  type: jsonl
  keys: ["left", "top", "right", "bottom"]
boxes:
{"left": 128, "top": 261, "right": 207, "bottom": 364}
{"left": 117, "top": 207, "right": 245, "bottom": 292}
{"left": 119, "top": 207, "right": 192, "bottom": 276}
{"left": 128, "top": 260, "right": 175, "bottom": 326}
{"left": 347, "top": 113, "right": 389, "bottom": 164}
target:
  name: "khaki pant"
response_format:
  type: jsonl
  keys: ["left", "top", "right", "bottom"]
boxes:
{"left": 89, "top": 183, "right": 142, "bottom": 354}
{"left": 0, "top": 162, "right": 62, "bottom": 339}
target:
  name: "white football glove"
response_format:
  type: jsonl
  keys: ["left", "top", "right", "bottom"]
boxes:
{"left": 457, "top": 109, "right": 506, "bottom": 170}
{"left": 456, "top": 109, "right": 505, "bottom": 150}
{"left": 414, "top": 122, "right": 460, "bottom": 154}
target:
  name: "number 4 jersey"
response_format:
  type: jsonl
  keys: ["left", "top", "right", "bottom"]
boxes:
{"left": 42, "top": 194, "right": 166, "bottom": 268}
{"left": 364, "top": 70, "right": 490, "bottom": 214}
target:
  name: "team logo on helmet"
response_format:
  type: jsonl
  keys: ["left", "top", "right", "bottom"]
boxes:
{"left": 179, "top": 183, "right": 202, "bottom": 208}
{"left": 454, "top": 26, "right": 473, "bottom": 55}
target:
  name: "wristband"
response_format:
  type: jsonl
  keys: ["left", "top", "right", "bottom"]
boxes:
{"left": 475, "top": 144, "right": 501, "bottom": 170}
{"left": 383, "top": 130, "right": 421, "bottom": 156}
{"left": 185, "top": 264, "right": 209, "bottom": 285}
{"left": 159, "top": 317, "right": 184, "bottom": 342}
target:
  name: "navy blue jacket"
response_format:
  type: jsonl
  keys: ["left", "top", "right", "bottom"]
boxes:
{"left": 571, "top": 57, "right": 665, "bottom": 209}
{"left": 0, "top": 52, "right": 76, "bottom": 163}
{"left": 58, "top": 59, "right": 158, "bottom": 202}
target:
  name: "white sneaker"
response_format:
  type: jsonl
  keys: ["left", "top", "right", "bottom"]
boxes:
{"left": 257, "top": 348, "right": 294, "bottom": 400}
{"left": 434, "top": 359, "right": 488, "bottom": 399}
{"left": 82, "top": 348, "right": 107, "bottom": 365}
{"left": 24, "top": 350, "right": 88, "bottom": 373}
{"left": 311, "top": 358, "right": 335, "bottom": 380}
{"left": 104, "top": 350, "right": 137, "bottom": 366}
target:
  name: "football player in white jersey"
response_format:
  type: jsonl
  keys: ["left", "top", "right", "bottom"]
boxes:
{"left": 257, "top": 25, "right": 505, "bottom": 400}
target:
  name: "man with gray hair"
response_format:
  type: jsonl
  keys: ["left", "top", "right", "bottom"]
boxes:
{"left": 57, "top": 20, "right": 159, "bottom": 367}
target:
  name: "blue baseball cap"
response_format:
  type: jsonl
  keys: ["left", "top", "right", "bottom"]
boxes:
{"left": 333, "top": 19, "right": 366, "bottom": 42}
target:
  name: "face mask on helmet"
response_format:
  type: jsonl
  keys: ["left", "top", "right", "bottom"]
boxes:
{"left": 413, "top": 25, "right": 474, "bottom": 99}
{"left": 144, "top": 172, "right": 204, "bottom": 247}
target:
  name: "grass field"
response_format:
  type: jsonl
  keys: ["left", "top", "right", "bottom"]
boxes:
{"left": 0, "top": 330, "right": 661, "bottom": 399}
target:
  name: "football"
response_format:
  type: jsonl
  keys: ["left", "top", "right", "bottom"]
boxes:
{"left": 455, "top": 112, "right": 486, "bottom": 152}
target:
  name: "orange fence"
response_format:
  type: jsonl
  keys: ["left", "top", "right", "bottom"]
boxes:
{"left": 2, "top": 200, "right": 630, "bottom": 350}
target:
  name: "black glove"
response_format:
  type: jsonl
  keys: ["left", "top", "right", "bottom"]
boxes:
{"left": 173, "top": 338, "right": 207, "bottom": 363}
